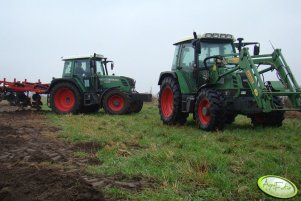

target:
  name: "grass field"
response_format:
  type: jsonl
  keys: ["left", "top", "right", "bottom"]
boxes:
{"left": 47, "top": 103, "right": 301, "bottom": 201}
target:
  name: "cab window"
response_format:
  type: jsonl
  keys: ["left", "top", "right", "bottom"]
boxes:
{"left": 96, "top": 60, "right": 106, "bottom": 75}
{"left": 179, "top": 44, "right": 194, "bottom": 69}
{"left": 63, "top": 61, "right": 72, "bottom": 77}
{"left": 199, "top": 42, "right": 234, "bottom": 67}
{"left": 74, "top": 60, "right": 91, "bottom": 77}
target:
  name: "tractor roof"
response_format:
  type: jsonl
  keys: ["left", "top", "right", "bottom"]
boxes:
{"left": 62, "top": 53, "right": 104, "bottom": 61}
{"left": 174, "top": 33, "right": 235, "bottom": 45}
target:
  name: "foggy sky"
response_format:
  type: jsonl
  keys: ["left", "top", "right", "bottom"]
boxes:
{"left": 1, "top": 0, "right": 301, "bottom": 94}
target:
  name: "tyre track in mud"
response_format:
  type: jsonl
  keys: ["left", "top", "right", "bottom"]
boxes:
{"left": 0, "top": 103, "right": 152, "bottom": 201}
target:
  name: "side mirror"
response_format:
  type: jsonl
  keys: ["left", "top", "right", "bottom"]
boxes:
{"left": 111, "top": 62, "right": 114, "bottom": 70}
{"left": 237, "top": 38, "right": 244, "bottom": 52}
{"left": 254, "top": 44, "right": 260, "bottom": 55}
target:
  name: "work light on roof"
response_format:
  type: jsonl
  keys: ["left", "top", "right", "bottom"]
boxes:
{"left": 213, "top": 33, "right": 219, "bottom": 38}
{"left": 220, "top": 34, "right": 226, "bottom": 38}
{"left": 226, "top": 34, "right": 233, "bottom": 39}
{"left": 205, "top": 33, "right": 213, "bottom": 38}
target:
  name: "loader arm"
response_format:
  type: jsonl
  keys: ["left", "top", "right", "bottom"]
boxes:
{"left": 238, "top": 48, "right": 301, "bottom": 112}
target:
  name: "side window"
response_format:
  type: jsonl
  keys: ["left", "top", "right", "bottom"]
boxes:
{"left": 179, "top": 44, "right": 194, "bottom": 69}
{"left": 171, "top": 46, "right": 180, "bottom": 70}
{"left": 63, "top": 61, "right": 72, "bottom": 76}
{"left": 74, "top": 60, "right": 91, "bottom": 77}
{"left": 96, "top": 61, "right": 105, "bottom": 75}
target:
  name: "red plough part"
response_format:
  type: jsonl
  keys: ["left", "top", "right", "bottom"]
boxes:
{"left": 0, "top": 78, "right": 49, "bottom": 110}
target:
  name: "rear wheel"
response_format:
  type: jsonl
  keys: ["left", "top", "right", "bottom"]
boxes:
{"left": 50, "top": 82, "right": 81, "bottom": 114}
{"left": 158, "top": 77, "right": 184, "bottom": 124}
{"left": 103, "top": 90, "right": 130, "bottom": 115}
{"left": 195, "top": 89, "right": 225, "bottom": 131}
{"left": 251, "top": 97, "right": 284, "bottom": 127}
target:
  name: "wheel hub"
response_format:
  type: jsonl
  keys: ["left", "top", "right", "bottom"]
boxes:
{"left": 202, "top": 107, "right": 208, "bottom": 116}
{"left": 113, "top": 100, "right": 120, "bottom": 106}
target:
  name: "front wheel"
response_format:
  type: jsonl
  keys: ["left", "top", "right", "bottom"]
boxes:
{"left": 195, "top": 89, "right": 225, "bottom": 131}
{"left": 50, "top": 82, "right": 81, "bottom": 114}
{"left": 158, "top": 77, "right": 182, "bottom": 125}
{"left": 103, "top": 90, "right": 130, "bottom": 115}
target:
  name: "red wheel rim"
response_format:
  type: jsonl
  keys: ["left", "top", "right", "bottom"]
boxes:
{"left": 107, "top": 94, "right": 125, "bottom": 112}
{"left": 54, "top": 88, "right": 75, "bottom": 112}
{"left": 198, "top": 98, "right": 210, "bottom": 125}
{"left": 161, "top": 86, "right": 173, "bottom": 118}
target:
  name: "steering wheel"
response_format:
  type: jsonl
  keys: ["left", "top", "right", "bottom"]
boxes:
{"left": 203, "top": 55, "right": 224, "bottom": 69}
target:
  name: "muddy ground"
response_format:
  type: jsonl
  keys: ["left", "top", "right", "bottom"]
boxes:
{"left": 0, "top": 102, "right": 151, "bottom": 201}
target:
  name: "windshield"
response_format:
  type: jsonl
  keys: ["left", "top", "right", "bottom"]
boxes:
{"left": 96, "top": 60, "right": 106, "bottom": 75}
{"left": 199, "top": 41, "right": 235, "bottom": 67}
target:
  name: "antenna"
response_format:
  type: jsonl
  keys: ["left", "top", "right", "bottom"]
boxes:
{"left": 269, "top": 40, "right": 275, "bottom": 50}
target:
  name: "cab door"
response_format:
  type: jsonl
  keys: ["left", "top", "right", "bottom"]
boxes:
{"left": 177, "top": 43, "right": 197, "bottom": 93}
{"left": 73, "top": 59, "right": 94, "bottom": 91}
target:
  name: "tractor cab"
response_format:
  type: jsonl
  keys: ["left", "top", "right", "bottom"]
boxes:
{"left": 62, "top": 54, "right": 111, "bottom": 78}
{"left": 173, "top": 33, "right": 236, "bottom": 69}
{"left": 61, "top": 54, "right": 108, "bottom": 92}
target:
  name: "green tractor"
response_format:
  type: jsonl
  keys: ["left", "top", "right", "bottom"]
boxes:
{"left": 48, "top": 53, "right": 152, "bottom": 114}
{"left": 158, "top": 32, "right": 301, "bottom": 131}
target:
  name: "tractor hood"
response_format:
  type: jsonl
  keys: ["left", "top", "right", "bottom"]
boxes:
{"left": 98, "top": 76, "right": 136, "bottom": 92}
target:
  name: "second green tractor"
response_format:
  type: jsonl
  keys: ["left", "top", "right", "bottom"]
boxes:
{"left": 48, "top": 54, "right": 151, "bottom": 115}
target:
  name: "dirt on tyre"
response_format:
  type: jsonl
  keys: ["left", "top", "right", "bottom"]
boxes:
{"left": 103, "top": 90, "right": 130, "bottom": 115}
{"left": 50, "top": 82, "right": 81, "bottom": 114}
{"left": 158, "top": 77, "right": 185, "bottom": 125}
{"left": 195, "top": 89, "right": 225, "bottom": 131}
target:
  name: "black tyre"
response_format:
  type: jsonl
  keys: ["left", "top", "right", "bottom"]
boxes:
{"left": 251, "top": 97, "right": 284, "bottom": 127}
{"left": 225, "top": 112, "right": 237, "bottom": 124}
{"left": 50, "top": 82, "right": 81, "bottom": 114}
{"left": 6, "top": 93, "right": 17, "bottom": 106}
{"left": 103, "top": 90, "right": 130, "bottom": 115}
{"left": 195, "top": 89, "right": 225, "bottom": 131}
{"left": 17, "top": 92, "right": 31, "bottom": 107}
{"left": 177, "top": 112, "right": 189, "bottom": 125}
{"left": 158, "top": 77, "right": 183, "bottom": 124}
{"left": 130, "top": 100, "right": 143, "bottom": 113}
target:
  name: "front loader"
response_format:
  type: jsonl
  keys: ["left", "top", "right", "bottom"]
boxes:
{"left": 158, "top": 32, "right": 301, "bottom": 131}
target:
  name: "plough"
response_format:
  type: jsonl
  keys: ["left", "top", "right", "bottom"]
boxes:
{"left": 0, "top": 78, "right": 49, "bottom": 110}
